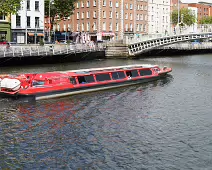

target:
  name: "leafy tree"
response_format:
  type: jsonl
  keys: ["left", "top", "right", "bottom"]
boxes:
{"left": 200, "top": 16, "right": 212, "bottom": 24}
{"left": 0, "top": 0, "right": 22, "bottom": 15}
{"left": 44, "top": 0, "right": 76, "bottom": 19}
{"left": 171, "top": 8, "right": 196, "bottom": 27}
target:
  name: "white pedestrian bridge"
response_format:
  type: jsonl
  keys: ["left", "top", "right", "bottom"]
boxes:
{"left": 127, "top": 32, "right": 212, "bottom": 56}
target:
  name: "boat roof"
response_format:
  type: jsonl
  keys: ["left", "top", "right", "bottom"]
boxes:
{"left": 60, "top": 64, "right": 158, "bottom": 75}
{"left": 26, "top": 64, "right": 158, "bottom": 79}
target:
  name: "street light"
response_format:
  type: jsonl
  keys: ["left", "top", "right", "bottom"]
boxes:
{"left": 49, "top": 0, "right": 54, "bottom": 43}
{"left": 177, "top": 0, "right": 180, "bottom": 33}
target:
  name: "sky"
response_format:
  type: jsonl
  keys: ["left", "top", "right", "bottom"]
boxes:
{"left": 181, "top": 0, "right": 212, "bottom": 3}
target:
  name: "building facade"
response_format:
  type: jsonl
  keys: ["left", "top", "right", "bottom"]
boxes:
{"left": 188, "top": 2, "right": 211, "bottom": 23}
{"left": 148, "top": 0, "right": 171, "bottom": 35}
{"left": 11, "top": 0, "right": 44, "bottom": 44}
{"left": 0, "top": 15, "right": 11, "bottom": 42}
{"left": 51, "top": 0, "right": 148, "bottom": 42}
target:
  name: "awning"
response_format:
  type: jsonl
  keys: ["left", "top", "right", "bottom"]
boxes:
{"left": 28, "top": 33, "right": 44, "bottom": 36}
{"left": 102, "top": 32, "right": 115, "bottom": 36}
{"left": 37, "top": 33, "right": 44, "bottom": 36}
{"left": 28, "top": 33, "right": 34, "bottom": 36}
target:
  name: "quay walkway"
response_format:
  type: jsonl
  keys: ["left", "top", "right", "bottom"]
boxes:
{"left": 0, "top": 43, "right": 106, "bottom": 58}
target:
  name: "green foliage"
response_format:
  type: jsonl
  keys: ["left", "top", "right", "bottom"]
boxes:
{"left": 200, "top": 16, "right": 212, "bottom": 24}
{"left": 171, "top": 8, "right": 196, "bottom": 26}
{"left": 0, "top": 0, "right": 22, "bottom": 15}
{"left": 39, "top": 39, "right": 44, "bottom": 46}
{"left": 45, "top": 0, "right": 76, "bottom": 19}
{"left": 67, "top": 40, "right": 71, "bottom": 45}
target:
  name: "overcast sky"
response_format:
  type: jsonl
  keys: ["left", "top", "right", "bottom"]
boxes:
{"left": 181, "top": 0, "right": 212, "bottom": 3}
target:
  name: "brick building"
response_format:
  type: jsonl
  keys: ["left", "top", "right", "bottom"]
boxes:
{"left": 48, "top": 0, "right": 148, "bottom": 42}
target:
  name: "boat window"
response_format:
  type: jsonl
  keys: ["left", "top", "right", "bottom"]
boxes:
{"left": 77, "top": 75, "right": 95, "bottom": 84}
{"left": 111, "top": 71, "right": 126, "bottom": 80}
{"left": 139, "top": 69, "right": 152, "bottom": 76}
{"left": 32, "top": 80, "right": 45, "bottom": 86}
{"left": 96, "top": 73, "right": 111, "bottom": 82}
{"left": 70, "top": 77, "right": 77, "bottom": 85}
{"left": 85, "top": 75, "right": 95, "bottom": 83}
{"left": 131, "top": 70, "right": 139, "bottom": 77}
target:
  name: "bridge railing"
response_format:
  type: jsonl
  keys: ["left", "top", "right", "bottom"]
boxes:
{"left": 0, "top": 43, "right": 106, "bottom": 58}
{"left": 126, "top": 24, "right": 212, "bottom": 45}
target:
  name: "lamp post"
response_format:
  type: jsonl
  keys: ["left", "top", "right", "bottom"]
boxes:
{"left": 48, "top": 0, "right": 51, "bottom": 43}
{"left": 177, "top": 0, "right": 180, "bottom": 34}
{"left": 25, "top": 0, "right": 28, "bottom": 44}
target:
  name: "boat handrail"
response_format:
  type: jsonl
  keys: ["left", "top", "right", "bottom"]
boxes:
{"left": 60, "top": 64, "right": 157, "bottom": 74}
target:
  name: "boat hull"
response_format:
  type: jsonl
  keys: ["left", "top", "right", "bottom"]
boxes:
{"left": 25, "top": 75, "right": 165, "bottom": 100}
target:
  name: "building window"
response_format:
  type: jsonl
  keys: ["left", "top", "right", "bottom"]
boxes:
{"left": 87, "top": 1, "right": 90, "bottom": 7}
{"left": 116, "top": 23, "right": 118, "bottom": 31}
{"left": 0, "top": 15, "right": 6, "bottom": 20}
{"left": 81, "top": 2, "right": 84, "bottom": 7}
{"left": 87, "top": 11, "right": 90, "bottom": 18}
{"left": 35, "top": 17, "right": 39, "bottom": 27}
{"left": 130, "top": 13, "right": 132, "bottom": 20}
{"left": 68, "top": 24, "right": 71, "bottom": 31}
{"left": 27, "top": 0, "right": 30, "bottom": 10}
{"left": 137, "top": 14, "right": 139, "bottom": 20}
{"left": 130, "top": 23, "right": 133, "bottom": 31}
{"left": 93, "top": 11, "right": 96, "bottom": 18}
{"left": 110, "top": 11, "right": 112, "bottom": 18}
{"left": 143, "top": 24, "right": 146, "bottom": 32}
{"left": 93, "top": 22, "right": 96, "bottom": 30}
{"left": 116, "top": 12, "right": 118, "bottom": 19}
{"left": 103, "top": 0, "right": 106, "bottom": 6}
{"left": 27, "top": 16, "right": 30, "bottom": 27}
{"left": 77, "top": 12, "right": 80, "bottom": 19}
{"left": 103, "top": 11, "right": 106, "bottom": 18}
{"left": 136, "top": 24, "right": 139, "bottom": 31}
{"left": 110, "top": 1, "right": 112, "bottom": 7}
{"left": 82, "top": 23, "right": 84, "bottom": 31}
{"left": 125, "top": 13, "right": 128, "bottom": 19}
{"left": 126, "top": 3, "right": 128, "bottom": 9}
{"left": 130, "top": 4, "right": 133, "bottom": 9}
{"left": 140, "top": 24, "right": 142, "bottom": 32}
{"left": 87, "top": 22, "right": 90, "bottom": 31}
{"left": 140, "top": 14, "right": 144, "bottom": 21}
{"left": 64, "top": 24, "right": 66, "bottom": 31}
{"left": 116, "top": 2, "right": 119, "bottom": 7}
{"left": 93, "top": 0, "right": 96, "bottom": 6}
{"left": 125, "top": 24, "right": 128, "bottom": 31}
{"left": 109, "top": 22, "right": 112, "bottom": 31}
{"left": 16, "top": 15, "right": 21, "bottom": 27}
{"left": 77, "top": 23, "right": 79, "bottom": 31}
{"left": 35, "top": 1, "right": 39, "bottom": 11}
{"left": 103, "top": 22, "right": 106, "bottom": 31}
{"left": 76, "top": 2, "right": 80, "bottom": 8}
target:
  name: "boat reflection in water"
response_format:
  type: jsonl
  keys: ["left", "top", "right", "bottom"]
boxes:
{"left": 0, "top": 74, "right": 173, "bottom": 169}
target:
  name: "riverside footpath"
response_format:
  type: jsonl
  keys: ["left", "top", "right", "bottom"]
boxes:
{"left": 0, "top": 43, "right": 106, "bottom": 66}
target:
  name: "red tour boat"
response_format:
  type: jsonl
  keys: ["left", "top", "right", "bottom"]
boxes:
{"left": 0, "top": 64, "right": 172, "bottom": 100}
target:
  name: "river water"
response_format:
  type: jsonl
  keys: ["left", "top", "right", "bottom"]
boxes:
{"left": 0, "top": 54, "right": 212, "bottom": 169}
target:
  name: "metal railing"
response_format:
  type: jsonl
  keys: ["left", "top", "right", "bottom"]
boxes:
{"left": 0, "top": 43, "right": 106, "bottom": 58}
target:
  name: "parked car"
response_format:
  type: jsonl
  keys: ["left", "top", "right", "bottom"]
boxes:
{"left": 0, "top": 41, "right": 7, "bottom": 45}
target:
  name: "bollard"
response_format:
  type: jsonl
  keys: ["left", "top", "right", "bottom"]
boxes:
{"left": 12, "top": 47, "right": 15, "bottom": 57}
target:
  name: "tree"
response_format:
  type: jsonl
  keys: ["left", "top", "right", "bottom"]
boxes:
{"left": 200, "top": 16, "right": 212, "bottom": 24}
{"left": 44, "top": 0, "right": 76, "bottom": 19}
{"left": 0, "top": 0, "right": 22, "bottom": 15}
{"left": 171, "top": 8, "right": 196, "bottom": 27}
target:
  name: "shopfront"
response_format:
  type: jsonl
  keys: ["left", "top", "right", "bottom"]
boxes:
{"left": 12, "top": 29, "right": 44, "bottom": 44}
{"left": 0, "top": 22, "right": 11, "bottom": 42}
